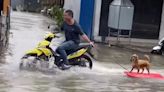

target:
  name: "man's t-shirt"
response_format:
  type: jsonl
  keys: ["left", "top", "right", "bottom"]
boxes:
{"left": 61, "top": 21, "right": 84, "bottom": 44}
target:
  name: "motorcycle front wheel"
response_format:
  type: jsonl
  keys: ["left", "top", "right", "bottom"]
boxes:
{"left": 19, "top": 55, "right": 38, "bottom": 70}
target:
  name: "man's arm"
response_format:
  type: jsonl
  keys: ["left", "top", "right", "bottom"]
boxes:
{"left": 81, "top": 34, "right": 91, "bottom": 43}
{"left": 76, "top": 24, "right": 94, "bottom": 47}
{"left": 81, "top": 34, "right": 94, "bottom": 47}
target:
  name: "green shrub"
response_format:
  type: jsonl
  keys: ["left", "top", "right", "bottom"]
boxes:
{"left": 51, "top": 6, "right": 64, "bottom": 30}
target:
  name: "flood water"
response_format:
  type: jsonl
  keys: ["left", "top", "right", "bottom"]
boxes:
{"left": 0, "top": 12, "right": 163, "bottom": 92}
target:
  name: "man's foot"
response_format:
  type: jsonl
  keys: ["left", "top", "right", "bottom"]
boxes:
{"left": 59, "top": 64, "right": 71, "bottom": 70}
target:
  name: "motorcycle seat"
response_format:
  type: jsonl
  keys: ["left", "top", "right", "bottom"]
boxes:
{"left": 66, "top": 44, "right": 91, "bottom": 55}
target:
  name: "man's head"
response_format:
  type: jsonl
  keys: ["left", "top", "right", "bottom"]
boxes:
{"left": 64, "top": 10, "right": 73, "bottom": 21}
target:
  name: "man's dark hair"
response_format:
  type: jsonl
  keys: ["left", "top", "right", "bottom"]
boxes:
{"left": 65, "top": 10, "right": 74, "bottom": 18}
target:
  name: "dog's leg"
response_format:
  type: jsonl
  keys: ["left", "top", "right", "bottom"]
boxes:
{"left": 141, "top": 68, "right": 144, "bottom": 74}
{"left": 146, "top": 67, "right": 150, "bottom": 74}
{"left": 137, "top": 68, "right": 140, "bottom": 73}
{"left": 130, "top": 67, "right": 134, "bottom": 73}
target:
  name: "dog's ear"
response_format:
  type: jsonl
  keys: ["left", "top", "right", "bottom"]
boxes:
{"left": 130, "top": 55, "right": 134, "bottom": 62}
{"left": 130, "top": 55, "right": 136, "bottom": 62}
{"left": 133, "top": 54, "right": 139, "bottom": 59}
{"left": 131, "top": 54, "right": 139, "bottom": 62}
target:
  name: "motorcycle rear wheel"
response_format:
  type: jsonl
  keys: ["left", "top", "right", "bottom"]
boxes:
{"left": 78, "top": 54, "right": 93, "bottom": 69}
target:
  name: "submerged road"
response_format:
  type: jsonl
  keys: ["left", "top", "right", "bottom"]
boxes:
{"left": 0, "top": 11, "right": 163, "bottom": 92}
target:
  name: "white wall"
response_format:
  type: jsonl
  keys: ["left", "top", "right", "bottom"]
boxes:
{"left": 64, "top": 0, "right": 81, "bottom": 22}
{"left": 92, "top": 0, "right": 102, "bottom": 41}
{"left": 159, "top": 2, "right": 164, "bottom": 39}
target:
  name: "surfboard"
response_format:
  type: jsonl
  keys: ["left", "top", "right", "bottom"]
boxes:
{"left": 124, "top": 71, "right": 164, "bottom": 80}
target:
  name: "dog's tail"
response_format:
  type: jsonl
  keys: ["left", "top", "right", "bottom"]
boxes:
{"left": 144, "top": 55, "right": 150, "bottom": 62}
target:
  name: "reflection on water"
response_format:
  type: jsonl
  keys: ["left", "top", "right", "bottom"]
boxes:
{"left": 0, "top": 11, "right": 163, "bottom": 92}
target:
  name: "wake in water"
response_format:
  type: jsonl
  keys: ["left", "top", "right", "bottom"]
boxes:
{"left": 16, "top": 57, "right": 125, "bottom": 76}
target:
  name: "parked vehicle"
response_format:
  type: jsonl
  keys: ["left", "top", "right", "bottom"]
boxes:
{"left": 151, "top": 37, "right": 164, "bottom": 55}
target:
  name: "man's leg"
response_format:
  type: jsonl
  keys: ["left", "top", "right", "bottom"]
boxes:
{"left": 57, "top": 40, "right": 78, "bottom": 65}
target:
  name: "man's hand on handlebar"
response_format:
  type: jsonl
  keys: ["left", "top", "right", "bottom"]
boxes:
{"left": 90, "top": 41, "right": 95, "bottom": 48}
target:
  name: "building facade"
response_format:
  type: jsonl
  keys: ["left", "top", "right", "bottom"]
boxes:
{"left": 11, "top": 0, "right": 41, "bottom": 12}
{"left": 11, "top": 0, "right": 64, "bottom": 12}
{"left": 41, "top": 0, "right": 64, "bottom": 8}
{"left": 64, "top": 0, "right": 164, "bottom": 41}
{"left": 24, "top": 0, "right": 41, "bottom": 12}
{"left": 11, "top": 0, "right": 24, "bottom": 10}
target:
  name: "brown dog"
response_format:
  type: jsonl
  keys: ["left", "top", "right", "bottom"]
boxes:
{"left": 130, "top": 54, "right": 150, "bottom": 74}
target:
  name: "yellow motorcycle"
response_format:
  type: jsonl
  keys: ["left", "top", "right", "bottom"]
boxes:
{"left": 20, "top": 32, "right": 93, "bottom": 70}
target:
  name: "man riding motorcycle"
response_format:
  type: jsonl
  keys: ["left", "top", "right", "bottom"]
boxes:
{"left": 20, "top": 31, "right": 94, "bottom": 70}
{"left": 55, "top": 10, "right": 94, "bottom": 70}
